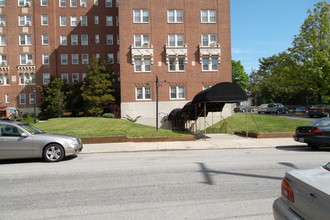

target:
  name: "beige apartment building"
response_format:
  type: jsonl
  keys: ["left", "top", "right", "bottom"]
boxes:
{"left": 0, "top": 0, "right": 232, "bottom": 129}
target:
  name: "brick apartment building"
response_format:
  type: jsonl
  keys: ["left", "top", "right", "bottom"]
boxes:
{"left": 0, "top": 0, "right": 232, "bottom": 129}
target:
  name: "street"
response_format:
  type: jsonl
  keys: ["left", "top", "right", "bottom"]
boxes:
{"left": 0, "top": 146, "right": 329, "bottom": 220}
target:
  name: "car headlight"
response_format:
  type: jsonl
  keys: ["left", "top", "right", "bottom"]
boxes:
{"left": 69, "top": 138, "right": 79, "bottom": 145}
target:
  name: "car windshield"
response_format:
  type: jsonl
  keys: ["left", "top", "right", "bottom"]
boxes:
{"left": 310, "top": 118, "right": 330, "bottom": 126}
{"left": 19, "top": 124, "right": 45, "bottom": 134}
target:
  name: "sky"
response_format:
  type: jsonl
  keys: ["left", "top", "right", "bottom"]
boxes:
{"left": 230, "top": 0, "right": 324, "bottom": 74}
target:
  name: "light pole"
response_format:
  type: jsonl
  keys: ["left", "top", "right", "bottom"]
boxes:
{"left": 148, "top": 76, "right": 166, "bottom": 131}
{"left": 32, "top": 87, "right": 36, "bottom": 123}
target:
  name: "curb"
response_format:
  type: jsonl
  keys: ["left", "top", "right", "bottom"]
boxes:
{"left": 234, "top": 131, "right": 294, "bottom": 138}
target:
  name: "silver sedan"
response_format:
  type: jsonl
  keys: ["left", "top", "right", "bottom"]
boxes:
{"left": 0, "top": 121, "right": 83, "bottom": 162}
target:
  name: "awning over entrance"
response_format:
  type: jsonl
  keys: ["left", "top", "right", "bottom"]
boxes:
{"left": 168, "top": 82, "right": 247, "bottom": 121}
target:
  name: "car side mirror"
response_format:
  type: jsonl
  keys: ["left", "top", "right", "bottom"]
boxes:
{"left": 21, "top": 133, "right": 28, "bottom": 138}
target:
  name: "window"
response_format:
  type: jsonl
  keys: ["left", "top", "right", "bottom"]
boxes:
{"left": 19, "top": 34, "right": 32, "bottom": 45}
{"left": 94, "top": 16, "right": 99, "bottom": 24}
{"left": 95, "top": 53, "right": 100, "bottom": 60}
{"left": 72, "top": 73, "right": 79, "bottom": 83}
{"left": 31, "top": 73, "right": 35, "bottom": 83}
{"left": 115, "top": 0, "right": 118, "bottom": 7}
{"left": 18, "top": 0, "right": 31, "bottom": 7}
{"left": 106, "top": 34, "right": 113, "bottom": 45}
{"left": 71, "top": 35, "right": 78, "bottom": 45}
{"left": 70, "top": 16, "right": 77, "bottom": 26}
{"left": 70, "top": 0, "right": 77, "bottom": 7}
{"left": 59, "top": 0, "right": 66, "bottom": 7}
{"left": 105, "top": 0, "right": 112, "bottom": 7}
{"left": 133, "top": 10, "right": 149, "bottom": 23}
{"left": 0, "top": 16, "right": 6, "bottom": 26}
{"left": 0, "top": 55, "right": 7, "bottom": 65}
{"left": 19, "top": 93, "right": 26, "bottom": 105}
{"left": 61, "top": 54, "right": 68, "bottom": 64}
{"left": 43, "top": 73, "right": 50, "bottom": 84}
{"left": 202, "top": 34, "right": 217, "bottom": 47}
{"left": 72, "top": 54, "right": 79, "bottom": 64}
{"left": 82, "top": 53, "right": 89, "bottom": 64}
{"left": 136, "top": 87, "right": 151, "bottom": 100}
{"left": 81, "top": 34, "right": 88, "bottom": 45}
{"left": 20, "top": 54, "right": 33, "bottom": 65}
{"left": 42, "top": 54, "right": 49, "bottom": 64}
{"left": 60, "top": 16, "right": 67, "bottom": 26}
{"left": 0, "top": 35, "right": 6, "bottom": 46}
{"left": 81, "top": 16, "right": 87, "bottom": 26}
{"left": 168, "top": 34, "right": 184, "bottom": 47}
{"left": 95, "top": 34, "right": 99, "bottom": 43}
{"left": 117, "top": 34, "right": 120, "bottom": 45}
{"left": 134, "top": 34, "right": 149, "bottom": 47}
{"left": 41, "top": 15, "right": 48, "bottom": 26}
{"left": 202, "top": 57, "right": 218, "bottom": 71}
{"left": 5, "top": 94, "right": 10, "bottom": 104}
{"left": 60, "top": 35, "right": 67, "bottom": 45}
{"left": 201, "top": 10, "right": 216, "bottom": 23}
{"left": 80, "top": 0, "right": 87, "bottom": 7}
{"left": 168, "top": 57, "right": 185, "bottom": 72}
{"left": 41, "top": 0, "right": 48, "bottom": 6}
{"left": 42, "top": 34, "right": 49, "bottom": 45}
{"left": 167, "top": 10, "right": 183, "bottom": 23}
{"left": 0, "top": 73, "right": 8, "bottom": 85}
{"left": 61, "top": 73, "right": 69, "bottom": 83}
{"left": 0, "top": 0, "right": 5, "bottom": 7}
{"left": 82, "top": 72, "right": 87, "bottom": 82}
{"left": 29, "top": 93, "right": 35, "bottom": 104}
{"left": 106, "top": 16, "right": 113, "bottom": 26}
{"left": 134, "top": 58, "right": 151, "bottom": 72}
{"left": 19, "top": 15, "right": 32, "bottom": 26}
{"left": 107, "top": 53, "right": 114, "bottom": 64}
{"left": 170, "top": 86, "right": 185, "bottom": 99}
{"left": 94, "top": 0, "right": 98, "bottom": 6}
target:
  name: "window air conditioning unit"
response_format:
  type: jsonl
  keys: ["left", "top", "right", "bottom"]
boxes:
{"left": 0, "top": 22, "right": 5, "bottom": 26}
{"left": 25, "top": 79, "right": 30, "bottom": 84}
{"left": 1, "top": 62, "right": 6, "bottom": 65}
{"left": 27, "top": 61, "right": 32, "bottom": 65}
{"left": 26, "top": 21, "right": 31, "bottom": 26}
{"left": 72, "top": 42, "right": 78, "bottom": 45}
{"left": 26, "top": 3, "right": 31, "bottom": 6}
{"left": 81, "top": 3, "right": 87, "bottom": 7}
{"left": 210, "top": 43, "right": 216, "bottom": 47}
{"left": 142, "top": 43, "right": 149, "bottom": 47}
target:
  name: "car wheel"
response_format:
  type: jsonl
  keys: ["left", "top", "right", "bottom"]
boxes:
{"left": 308, "top": 143, "right": 319, "bottom": 150}
{"left": 309, "top": 115, "right": 313, "bottom": 118}
{"left": 276, "top": 110, "right": 280, "bottom": 114}
{"left": 43, "top": 144, "right": 65, "bottom": 162}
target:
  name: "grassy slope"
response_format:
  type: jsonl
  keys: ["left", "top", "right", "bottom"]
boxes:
{"left": 206, "top": 114, "right": 311, "bottom": 134}
{"left": 34, "top": 117, "right": 190, "bottom": 138}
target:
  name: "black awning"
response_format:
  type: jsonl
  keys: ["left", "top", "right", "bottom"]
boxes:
{"left": 168, "top": 108, "right": 183, "bottom": 120}
{"left": 192, "top": 82, "right": 248, "bottom": 104}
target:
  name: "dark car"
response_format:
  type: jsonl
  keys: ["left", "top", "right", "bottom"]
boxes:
{"left": 293, "top": 117, "right": 330, "bottom": 149}
{"left": 307, "top": 105, "right": 330, "bottom": 118}
{"left": 258, "top": 103, "right": 289, "bottom": 114}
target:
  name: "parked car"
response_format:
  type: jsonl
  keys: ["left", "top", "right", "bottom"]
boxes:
{"left": 0, "top": 107, "right": 22, "bottom": 121}
{"left": 294, "top": 107, "right": 307, "bottom": 114}
{"left": 273, "top": 162, "right": 330, "bottom": 220}
{"left": 234, "top": 105, "right": 247, "bottom": 113}
{"left": 293, "top": 117, "right": 330, "bottom": 149}
{"left": 257, "top": 103, "right": 289, "bottom": 114}
{"left": 307, "top": 105, "right": 330, "bottom": 118}
{"left": 0, "top": 121, "right": 83, "bottom": 162}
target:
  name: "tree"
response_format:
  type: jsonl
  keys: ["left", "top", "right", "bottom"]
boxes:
{"left": 81, "top": 56, "right": 115, "bottom": 116}
{"left": 232, "top": 60, "right": 249, "bottom": 90}
{"left": 64, "top": 82, "right": 84, "bottom": 116}
{"left": 289, "top": 1, "right": 330, "bottom": 103}
{"left": 38, "top": 77, "right": 65, "bottom": 119}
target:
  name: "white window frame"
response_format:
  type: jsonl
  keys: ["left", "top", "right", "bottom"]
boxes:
{"left": 106, "top": 16, "right": 113, "bottom": 26}
{"left": 107, "top": 53, "right": 114, "bottom": 64}
{"left": 41, "top": 15, "right": 48, "bottom": 26}
{"left": 70, "top": 0, "right": 77, "bottom": 7}
{"left": 71, "top": 35, "right": 78, "bottom": 45}
{"left": 105, "top": 0, "right": 112, "bottom": 7}
{"left": 134, "top": 34, "right": 149, "bottom": 47}
{"left": 80, "top": 16, "right": 88, "bottom": 26}
{"left": 106, "top": 34, "right": 113, "bottom": 45}
{"left": 42, "top": 54, "right": 49, "bottom": 65}
{"left": 18, "top": 0, "right": 31, "bottom": 7}
{"left": 29, "top": 93, "right": 35, "bottom": 104}
{"left": 61, "top": 73, "right": 69, "bottom": 84}
{"left": 0, "top": 54, "right": 7, "bottom": 65}
{"left": 170, "top": 86, "right": 185, "bottom": 99}
{"left": 5, "top": 94, "right": 10, "bottom": 104}
{"left": 41, "top": 0, "right": 48, "bottom": 6}
{"left": 70, "top": 16, "right": 78, "bottom": 26}
{"left": 82, "top": 53, "right": 89, "bottom": 64}
{"left": 94, "top": 0, "right": 98, "bottom": 6}
{"left": 19, "top": 34, "right": 32, "bottom": 46}
{"left": 202, "top": 34, "right": 217, "bottom": 47}
{"left": 168, "top": 57, "right": 185, "bottom": 72}
{"left": 201, "top": 10, "right": 216, "bottom": 23}
{"left": 168, "top": 34, "right": 184, "bottom": 47}
{"left": 133, "top": 9, "right": 149, "bottom": 23}
{"left": 19, "top": 93, "right": 26, "bottom": 105}
{"left": 0, "top": 16, "right": 6, "bottom": 26}
{"left": 60, "top": 35, "right": 67, "bottom": 45}
{"left": 136, "top": 87, "right": 151, "bottom": 100}
{"left": 167, "top": 10, "right": 183, "bottom": 23}
{"left": 0, "top": 35, "right": 6, "bottom": 46}
{"left": 18, "top": 15, "right": 32, "bottom": 26}
{"left": 80, "top": 0, "right": 87, "bottom": 7}
{"left": 94, "top": 16, "right": 99, "bottom": 24}
{"left": 0, "top": 0, "right": 6, "bottom": 7}
{"left": 59, "top": 0, "right": 66, "bottom": 7}
{"left": 60, "top": 16, "right": 67, "bottom": 26}
{"left": 42, "top": 34, "right": 49, "bottom": 45}
{"left": 81, "top": 34, "right": 88, "bottom": 45}
{"left": 20, "top": 54, "right": 33, "bottom": 65}
{"left": 72, "top": 73, "right": 79, "bottom": 83}
{"left": 95, "top": 34, "right": 100, "bottom": 44}
{"left": 43, "top": 73, "right": 50, "bottom": 84}
{"left": 202, "top": 56, "right": 218, "bottom": 71}
{"left": 71, "top": 54, "right": 79, "bottom": 65}
{"left": 61, "top": 54, "right": 68, "bottom": 65}
{"left": 134, "top": 58, "right": 151, "bottom": 72}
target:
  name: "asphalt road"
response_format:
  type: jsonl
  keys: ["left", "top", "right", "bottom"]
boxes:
{"left": 1, "top": 147, "right": 329, "bottom": 220}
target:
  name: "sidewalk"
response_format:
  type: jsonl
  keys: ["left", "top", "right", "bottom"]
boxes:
{"left": 81, "top": 134, "right": 306, "bottom": 154}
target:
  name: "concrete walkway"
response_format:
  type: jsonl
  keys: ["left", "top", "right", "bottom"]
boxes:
{"left": 82, "top": 134, "right": 306, "bottom": 154}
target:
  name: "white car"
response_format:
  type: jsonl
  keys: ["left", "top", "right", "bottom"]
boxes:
{"left": 273, "top": 162, "right": 330, "bottom": 220}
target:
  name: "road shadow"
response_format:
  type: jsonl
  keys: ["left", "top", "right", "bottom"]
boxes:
{"left": 276, "top": 145, "right": 330, "bottom": 152}
{"left": 196, "top": 162, "right": 282, "bottom": 185}
{"left": 0, "top": 155, "right": 78, "bottom": 165}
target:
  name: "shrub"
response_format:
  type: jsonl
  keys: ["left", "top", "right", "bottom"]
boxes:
{"left": 23, "top": 113, "right": 36, "bottom": 124}
{"left": 102, "top": 113, "right": 115, "bottom": 118}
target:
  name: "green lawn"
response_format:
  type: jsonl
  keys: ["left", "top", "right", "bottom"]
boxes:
{"left": 206, "top": 114, "right": 311, "bottom": 134}
{"left": 34, "top": 117, "right": 191, "bottom": 138}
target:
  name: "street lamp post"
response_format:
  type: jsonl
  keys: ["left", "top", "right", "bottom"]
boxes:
{"left": 148, "top": 76, "right": 166, "bottom": 131}
{"left": 32, "top": 87, "right": 36, "bottom": 123}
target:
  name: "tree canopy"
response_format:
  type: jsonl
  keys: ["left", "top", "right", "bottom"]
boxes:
{"left": 232, "top": 60, "right": 249, "bottom": 90}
